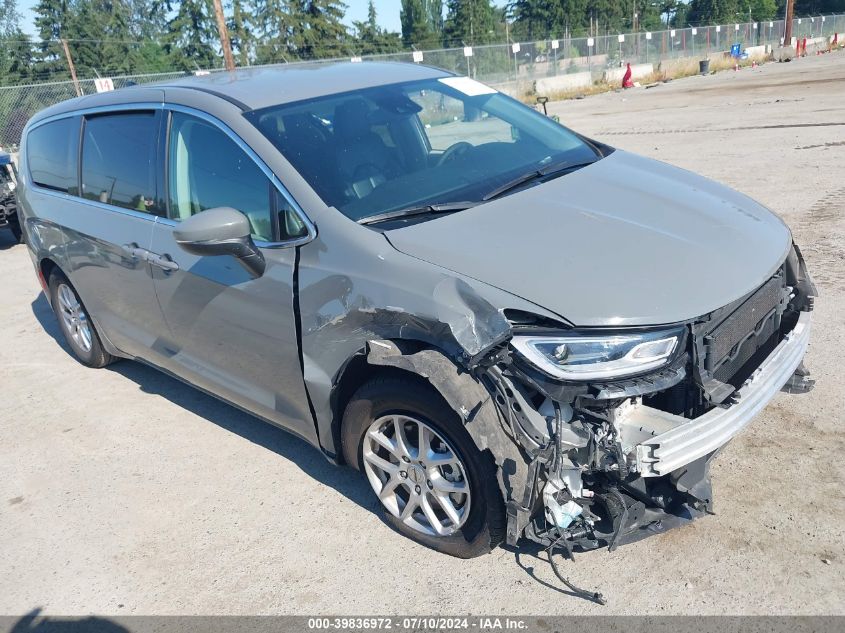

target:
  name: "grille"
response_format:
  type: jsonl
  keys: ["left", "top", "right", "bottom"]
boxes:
{"left": 705, "top": 273, "right": 785, "bottom": 384}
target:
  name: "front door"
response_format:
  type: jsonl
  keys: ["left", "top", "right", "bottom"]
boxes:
{"left": 148, "top": 110, "right": 315, "bottom": 442}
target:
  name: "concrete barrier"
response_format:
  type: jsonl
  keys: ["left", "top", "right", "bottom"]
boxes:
{"left": 534, "top": 72, "right": 593, "bottom": 96}
{"left": 603, "top": 63, "right": 653, "bottom": 84}
{"left": 744, "top": 44, "right": 771, "bottom": 57}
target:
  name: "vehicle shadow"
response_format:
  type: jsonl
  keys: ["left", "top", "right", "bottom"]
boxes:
{"left": 29, "top": 294, "right": 379, "bottom": 518}
{"left": 7, "top": 609, "right": 129, "bottom": 632}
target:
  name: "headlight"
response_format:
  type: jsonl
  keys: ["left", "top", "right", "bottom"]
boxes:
{"left": 511, "top": 329, "right": 682, "bottom": 380}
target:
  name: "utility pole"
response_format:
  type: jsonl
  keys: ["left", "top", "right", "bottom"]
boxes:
{"left": 60, "top": 39, "right": 82, "bottom": 97}
{"left": 784, "top": 0, "right": 794, "bottom": 47}
{"left": 212, "top": 0, "right": 236, "bottom": 71}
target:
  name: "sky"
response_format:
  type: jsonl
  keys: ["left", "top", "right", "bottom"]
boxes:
{"left": 16, "top": 0, "right": 412, "bottom": 37}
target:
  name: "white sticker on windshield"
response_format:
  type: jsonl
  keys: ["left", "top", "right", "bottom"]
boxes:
{"left": 438, "top": 77, "right": 497, "bottom": 97}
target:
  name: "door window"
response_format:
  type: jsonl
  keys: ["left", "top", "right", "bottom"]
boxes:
{"left": 167, "top": 112, "right": 276, "bottom": 242}
{"left": 81, "top": 112, "right": 163, "bottom": 215}
{"left": 27, "top": 117, "right": 80, "bottom": 194}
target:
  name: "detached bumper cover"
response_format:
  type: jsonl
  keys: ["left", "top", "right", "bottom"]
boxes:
{"left": 636, "top": 311, "right": 812, "bottom": 476}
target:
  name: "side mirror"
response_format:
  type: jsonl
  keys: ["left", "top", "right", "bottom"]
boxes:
{"left": 173, "top": 207, "right": 266, "bottom": 277}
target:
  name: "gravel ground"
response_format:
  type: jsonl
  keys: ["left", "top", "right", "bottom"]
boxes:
{"left": 1, "top": 52, "right": 844, "bottom": 616}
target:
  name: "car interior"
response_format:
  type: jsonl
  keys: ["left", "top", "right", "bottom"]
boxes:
{"left": 249, "top": 82, "right": 586, "bottom": 222}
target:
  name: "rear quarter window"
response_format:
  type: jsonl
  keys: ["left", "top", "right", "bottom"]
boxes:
{"left": 27, "top": 117, "right": 80, "bottom": 194}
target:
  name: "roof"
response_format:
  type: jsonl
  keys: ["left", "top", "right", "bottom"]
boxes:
{"left": 26, "top": 61, "right": 455, "bottom": 128}
{"left": 155, "top": 61, "right": 452, "bottom": 111}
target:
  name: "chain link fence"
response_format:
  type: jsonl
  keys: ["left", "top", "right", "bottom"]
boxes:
{"left": 2, "top": 14, "right": 844, "bottom": 149}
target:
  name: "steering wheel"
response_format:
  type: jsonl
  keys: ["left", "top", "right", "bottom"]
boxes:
{"left": 437, "top": 141, "right": 473, "bottom": 167}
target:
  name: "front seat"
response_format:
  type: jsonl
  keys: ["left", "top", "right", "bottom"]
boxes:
{"left": 333, "top": 99, "right": 396, "bottom": 199}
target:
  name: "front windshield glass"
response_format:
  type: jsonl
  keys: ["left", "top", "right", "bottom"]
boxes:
{"left": 245, "top": 76, "right": 601, "bottom": 223}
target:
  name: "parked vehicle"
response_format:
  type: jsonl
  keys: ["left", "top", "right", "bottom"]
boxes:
{"left": 17, "top": 63, "right": 815, "bottom": 560}
{"left": 0, "top": 152, "right": 21, "bottom": 242}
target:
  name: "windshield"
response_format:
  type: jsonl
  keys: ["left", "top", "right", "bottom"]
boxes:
{"left": 245, "top": 76, "right": 601, "bottom": 223}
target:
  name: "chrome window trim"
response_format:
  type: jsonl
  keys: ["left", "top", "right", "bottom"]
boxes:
{"left": 25, "top": 101, "right": 317, "bottom": 249}
{"left": 31, "top": 188, "right": 160, "bottom": 223}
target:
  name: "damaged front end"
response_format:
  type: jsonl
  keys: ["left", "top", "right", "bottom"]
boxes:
{"left": 482, "top": 245, "right": 816, "bottom": 555}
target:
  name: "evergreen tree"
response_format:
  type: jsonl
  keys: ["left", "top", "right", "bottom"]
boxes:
{"left": 293, "top": 0, "right": 349, "bottom": 59}
{"left": 164, "top": 0, "right": 221, "bottom": 70}
{"left": 740, "top": 0, "right": 778, "bottom": 21}
{"left": 128, "top": 0, "right": 169, "bottom": 38}
{"left": 31, "top": 0, "right": 71, "bottom": 79}
{"left": 687, "top": 0, "right": 745, "bottom": 25}
{"left": 252, "top": 0, "right": 296, "bottom": 64}
{"left": 229, "top": 0, "right": 252, "bottom": 65}
{"left": 444, "top": 0, "right": 497, "bottom": 45}
{"left": 426, "top": 0, "right": 444, "bottom": 36}
{"left": 0, "top": 0, "right": 20, "bottom": 37}
{"left": 1, "top": 0, "right": 35, "bottom": 84}
{"left": 65, "top": 0, "right": 136, "bottom": 76}
{"left": 401, "top": 0, "right": 442, "bottom": 48}
{"left": 352, "top": 0, "right": 402, "bottom": 54}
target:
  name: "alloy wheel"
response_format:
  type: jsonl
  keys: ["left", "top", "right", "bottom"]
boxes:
{"left": 363, "top": 414, "right": 471, "bottom": 537}
{"left": 57, "top": 283, "right": 93, "bottom": 353}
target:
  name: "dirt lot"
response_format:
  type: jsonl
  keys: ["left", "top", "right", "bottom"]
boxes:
{"left": 1, "top": 52, "right": 844, "bottom": 616}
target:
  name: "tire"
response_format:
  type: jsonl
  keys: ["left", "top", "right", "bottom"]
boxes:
{"left": 7, "top": 212, "right": 22, "bottom": 243}
{"left": 48, "top": 271, "right": 114, "bottom": 368}
{"left": 342, "top": 376, "right": 505, "bottom": 558}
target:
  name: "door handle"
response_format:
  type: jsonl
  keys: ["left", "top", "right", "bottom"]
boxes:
{"left": 122, "top": 243, "right": 150, "bottom": 261}
{"left": 148, "top": 253, "right": 180, "bottom": 272}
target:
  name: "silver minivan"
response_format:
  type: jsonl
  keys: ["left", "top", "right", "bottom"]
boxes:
{"left": 18, "top": 62, "right": 816, "bottom": 561}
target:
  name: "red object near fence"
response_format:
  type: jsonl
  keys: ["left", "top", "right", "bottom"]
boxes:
{"left": 622, "top": 63, "right": 633, "bottom": 88}
{"left": 802, "top": 37, "right": 807, "bottom": 55}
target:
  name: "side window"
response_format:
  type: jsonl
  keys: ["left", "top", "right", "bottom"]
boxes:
{"left": 409, "top": 89, "right": 514, "bottom": 151}
{"left": 27, "top": 117, "right": 79, "bottom": 194}
{"left": 81, "top": 112, "right": 162, "bottom": 215}
{"left": 168, "top": 112, "right": 275, "bottom": 242}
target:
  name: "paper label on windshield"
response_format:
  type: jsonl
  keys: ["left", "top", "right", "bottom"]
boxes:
{"left": 438, "top": 77, "right": 497, "bottom": 97}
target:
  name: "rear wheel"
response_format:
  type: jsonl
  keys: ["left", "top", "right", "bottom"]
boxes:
{"left": 342, "top": 376, "right": 505, "bottom": 558}
{"left": 49, "top": 272, "right": 114, "bottom": 368}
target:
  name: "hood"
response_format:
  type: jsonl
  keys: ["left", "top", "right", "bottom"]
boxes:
{"left": 386, "top": 150, "right": 792, "bottom": 327}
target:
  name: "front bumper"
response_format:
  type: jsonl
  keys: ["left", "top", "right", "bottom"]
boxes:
{"left": 623, "top": 311, "right": 812, "bottom": 476}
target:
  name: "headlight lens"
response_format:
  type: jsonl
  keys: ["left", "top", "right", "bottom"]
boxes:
{"left": 511, "top": 329, "right": 681, "bottom": 380}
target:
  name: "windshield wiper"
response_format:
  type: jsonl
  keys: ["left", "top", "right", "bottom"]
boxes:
{"left": 358, "top": 201, "right": 479, "bottom": 226}
{"left": 481, "top": 159, "right": 597, "bottom": 202}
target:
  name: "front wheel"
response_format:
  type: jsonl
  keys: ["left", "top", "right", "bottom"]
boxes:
{"left": 341, "top": 376, "right": 505, "bottom": 558}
